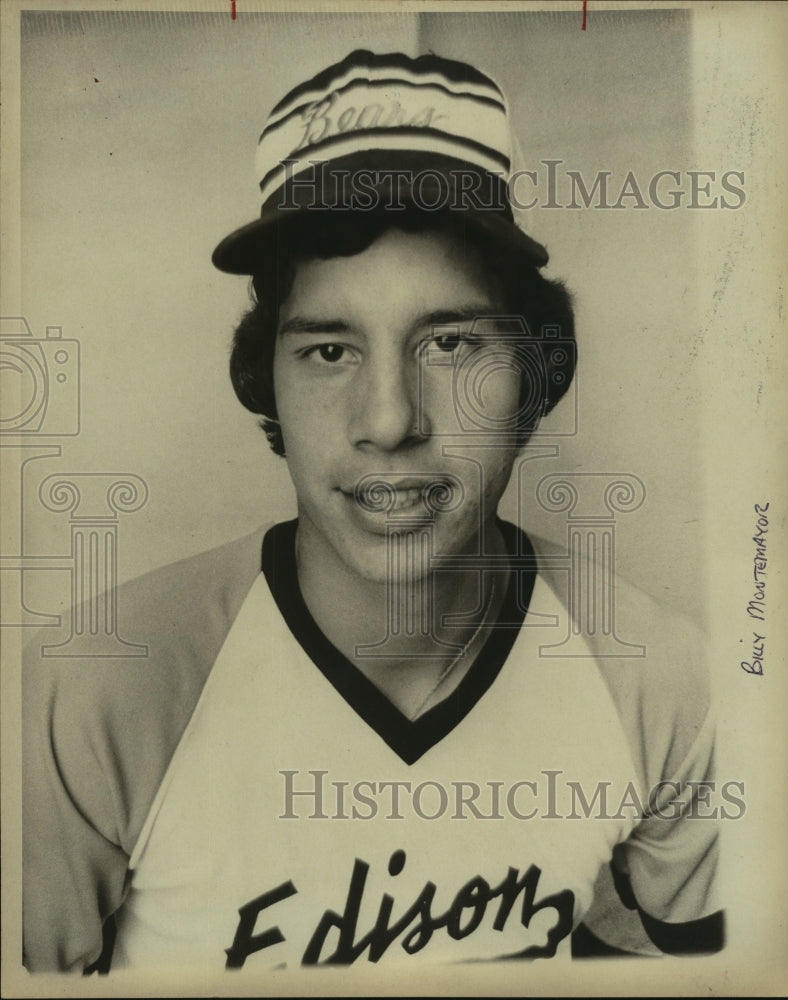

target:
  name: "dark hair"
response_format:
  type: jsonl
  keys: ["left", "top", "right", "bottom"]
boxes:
{"left": 230, "top": 210, "right": 576, "bottom": 457}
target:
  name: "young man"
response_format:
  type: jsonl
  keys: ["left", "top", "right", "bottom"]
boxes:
{"left": 23, "top": 50, "right": 723, "bottom": 974}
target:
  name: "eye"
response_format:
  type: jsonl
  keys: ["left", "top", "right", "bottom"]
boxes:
{"left": 422, "top": 329, "right": 483, "bottom": 359}
{"left": 316, "top": 344, "right": 345, "bottom": 363}
{"left": 433, "top": 332, "right": 460, "bottom": 353}
{"left": 302, "top": 343, "right": 358, "bottom": 366}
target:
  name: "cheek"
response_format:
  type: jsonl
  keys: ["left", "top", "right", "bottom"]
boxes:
{"left": 430, "top": 357, "right": 523, "bottom": 431}
{"left": 489, "top": 369, "right": 522, "bottom": 418}
{"left": 475, "top": 447, "right": 517, "bottom": 501}
{"left": 275, "top": 379, "right": 348, "bottom": 480}
{"left": 273, "top": 356, "right": 318, "bottom": 447}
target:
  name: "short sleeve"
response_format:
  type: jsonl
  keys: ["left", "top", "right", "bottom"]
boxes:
{"left": 22, "top": 527, "right": 265, "bottom": 972}
{"left": 532, "top": 536, "right": 726, "bottom": 957}
{"left": 23, "top": 649, "right": 131, "bottom": 972}
{"left": 619, "top": 707, "right": 720, "bottom": 921}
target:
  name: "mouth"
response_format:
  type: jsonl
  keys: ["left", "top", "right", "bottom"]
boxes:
{"left": 340, "top": 475, "right": 463, "bottom": 516}
{"left": 374, "top": 486, "right": 425, "bottom": 512}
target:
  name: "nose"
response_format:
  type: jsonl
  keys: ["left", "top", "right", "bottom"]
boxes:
{"left": 349, "top": 352, "right": 428, "bottom": 452}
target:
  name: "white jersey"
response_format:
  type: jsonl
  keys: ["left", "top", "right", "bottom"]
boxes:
{"left": 22, "top": 520, "right": 723, "bottom": 974}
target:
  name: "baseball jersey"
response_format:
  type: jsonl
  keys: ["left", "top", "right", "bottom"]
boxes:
{"left": 22, "top": 519, "right": 723, "bottom": 974}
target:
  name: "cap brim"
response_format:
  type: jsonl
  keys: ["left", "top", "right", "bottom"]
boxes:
{"left": 212, "top": 151, "right": 548, "bottom": 274}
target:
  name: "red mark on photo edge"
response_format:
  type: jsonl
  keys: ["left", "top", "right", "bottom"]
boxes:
{"left": 229, "top": 0, "right": 236, "bottom": 19}
{"left": 582, "top": 0, "right": 587, "bottom": 31}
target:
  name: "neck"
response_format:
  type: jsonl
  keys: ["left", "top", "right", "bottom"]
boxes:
{"left": 295, "top": 516, "right": 511, "bottom": 718}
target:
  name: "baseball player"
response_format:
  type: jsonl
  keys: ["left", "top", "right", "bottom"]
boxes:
{"left": 23, "top": 50, "right": 724, "bottom": 975}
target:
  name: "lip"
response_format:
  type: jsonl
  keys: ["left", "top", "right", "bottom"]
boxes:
{"left": 339, "top": 483, "right": 427, "bottom": 513}
{"left": 338, "top": 476, "right": 454, "bottom": 518}
{"left": 375, "top": 477, "right": 437, "bottom": 491}
{"left": 340, "top": 476, "right": 439, "bottom": 492}
{"left": 379, "top": 487, "right": 425, "bottom": 512}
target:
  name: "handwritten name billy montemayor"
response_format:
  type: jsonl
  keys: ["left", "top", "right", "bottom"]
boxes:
{"left": 741, "top": 503, "right": 769, "bottom": 676}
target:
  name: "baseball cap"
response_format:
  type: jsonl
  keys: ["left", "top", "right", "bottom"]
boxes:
{"left": 212, "top": 49, "right": 548, "bottom": 274}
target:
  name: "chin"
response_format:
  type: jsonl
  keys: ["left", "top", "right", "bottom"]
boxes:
{"left": 353, "top": 515, "right": 488, "bottom": 587}
{"left": 340, "top": 532, "right": 436, "bottom": 588}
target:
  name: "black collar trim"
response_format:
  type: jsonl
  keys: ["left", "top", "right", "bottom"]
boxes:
{"left": 261, "top": 519, "right": 536, "bottom": 765}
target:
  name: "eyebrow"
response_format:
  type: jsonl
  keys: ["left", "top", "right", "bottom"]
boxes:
{"left": 278, "top": 318, "right": 351, "bottom": 336}
{"left": 278, "top": 304, "right": 497, "bottom": 338}
{"left": 415, "top": 305, "right": 497, "bottom": 330}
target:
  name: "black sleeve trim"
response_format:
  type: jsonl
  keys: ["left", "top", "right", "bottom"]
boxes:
{"left": 610, "top": 864, "right": 725, "bottom": 955}
{"left": 571, "top": 922, "right": 653, "bottom": 959}
{"left": 610, "top": 861, "right": 639, "bottom": 911}
{"left": 639, "top": 907, "right": 725, "bottom": 956}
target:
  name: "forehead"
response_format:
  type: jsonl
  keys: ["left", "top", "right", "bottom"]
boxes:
{"left": 280, "top": 225, "right": 500, "bottom": 323}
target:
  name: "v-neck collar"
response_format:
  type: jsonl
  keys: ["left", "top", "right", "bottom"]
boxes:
{"left": 261, "top": 519, "right": 536, "bottom": 765}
